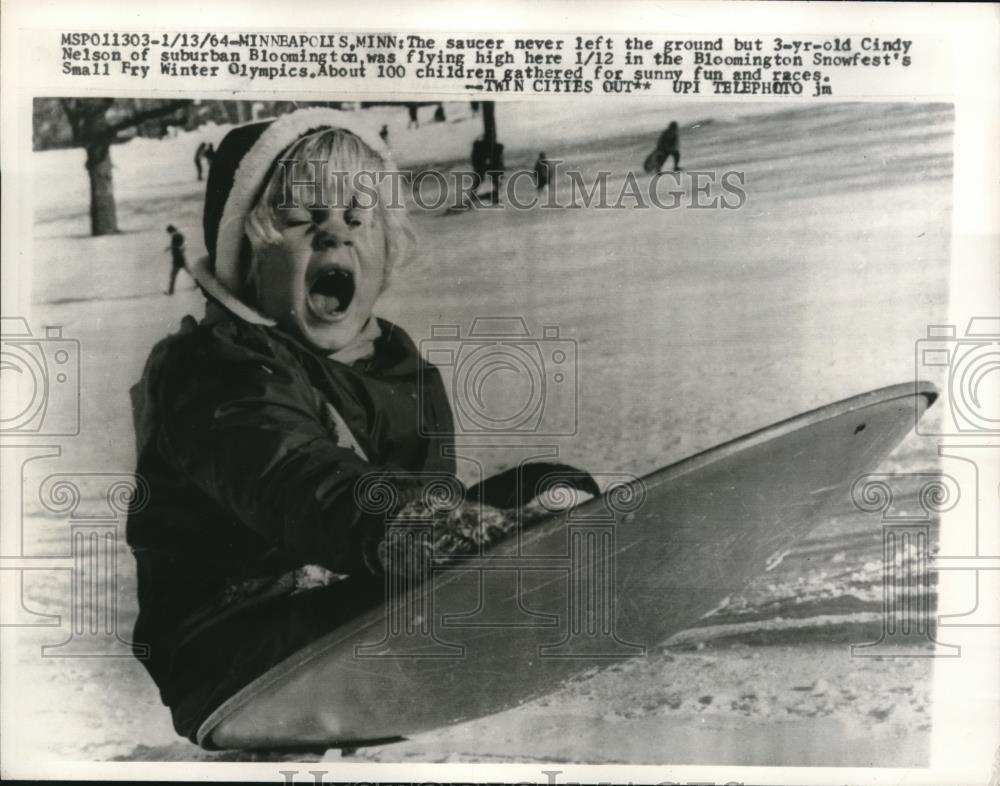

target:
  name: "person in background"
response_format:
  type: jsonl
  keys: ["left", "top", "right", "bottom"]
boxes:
{"left": 657, "top": 121, "right": 681, "bottom": 172}
{"left": 467, "top": 137, "right": 505, "bottom": 205}
{"left": 165, "top": 225, "right": 187, "bottom": 295}
{"left": 194, "top": 142, "right": 207, "bottom": 181}
{"left": 470, "top": 136, "right": 489, "bottom": 195}
{"left": 534, "top": 152, "right": 552, "bottom": 193}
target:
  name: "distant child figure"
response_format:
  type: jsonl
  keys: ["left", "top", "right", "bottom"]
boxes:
{"left": 203, "top": 142, "right": 216, "bottom": 166}
{"left": 378, "top": 124, "right": 389, "bottom": 144}
{"left": 470, "top": 136, "right": 489, "bottom": 193}
{"left": 127, "top": 109, "right": 593, "bottom": 745}
{"left": 407, "top": 102, "right": 419, "bottom": 129}
{"left": 468, "top": 137, "right": 504, "bottom": 204}
{"left": 194, "top": 142, "right": 207, "bottom": 181}
{"left": 165, "top": 225, "right": 186, "bottom": 294}
{"left": 534, "top": 152, "right": 552, "bottom": 192}
{"left": 656, "top": 121, "right": 681, "bottom": 172}
{"left": 433, "top": 103, "right": 446, "bottom": 123}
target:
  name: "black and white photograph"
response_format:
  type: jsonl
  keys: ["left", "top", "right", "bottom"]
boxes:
{"left": 1, "top": 2, "right": 998, "bottom": 783}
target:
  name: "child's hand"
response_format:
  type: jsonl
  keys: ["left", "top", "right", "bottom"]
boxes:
{"left": 434, "top": 503, "right": 513, "bottom": 554}
{"left": 373, "top": 489, "right": 597, "bottom": 581}
{"left": 375, "top": 499, "right": 516, "bottom": 579}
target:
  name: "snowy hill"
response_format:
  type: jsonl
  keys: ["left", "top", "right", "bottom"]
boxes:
{"left": 15, "top": 98, "right": 953, "bottom": 764}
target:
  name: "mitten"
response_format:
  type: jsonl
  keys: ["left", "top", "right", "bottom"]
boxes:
{"left": 376, "top": 498, "right": 514, "bottom": 579}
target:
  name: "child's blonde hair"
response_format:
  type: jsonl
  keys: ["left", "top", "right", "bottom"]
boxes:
{"left": 239, "top": 128, "right": 414, "bottom": 295}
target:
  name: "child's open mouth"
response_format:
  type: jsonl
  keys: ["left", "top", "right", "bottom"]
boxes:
{"left": 307, "top": 267, "right": 355, "bottom": 321}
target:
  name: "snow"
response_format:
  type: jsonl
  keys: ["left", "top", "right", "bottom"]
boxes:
{"left": 15, "top": 98, "right": 953, "bottom": 764}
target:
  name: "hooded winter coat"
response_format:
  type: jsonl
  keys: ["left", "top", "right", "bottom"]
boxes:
{"left": 126, "top": 303, "right": 455, "bottom": 742}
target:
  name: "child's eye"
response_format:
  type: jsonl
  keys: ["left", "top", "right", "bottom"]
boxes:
{"left": 344, "top": 196, "right": 370, "bottom": 229}
{"left": 282, "top": 213, "right": 315, "bottom": 231}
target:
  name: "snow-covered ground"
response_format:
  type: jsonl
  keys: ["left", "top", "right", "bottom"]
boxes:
{"left": 12, "top": 98, "right": 953, "bottom": 765}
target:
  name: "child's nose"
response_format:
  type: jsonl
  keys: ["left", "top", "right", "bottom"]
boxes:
{"left": 313, "top": 232, "right": 351, "bottom": 252}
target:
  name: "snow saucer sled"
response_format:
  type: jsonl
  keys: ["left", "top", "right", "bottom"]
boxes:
{"left": 199, "top": 382, "right": 937, "bottom": 750}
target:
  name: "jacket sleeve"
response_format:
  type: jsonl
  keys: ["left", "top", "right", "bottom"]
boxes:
{"left": 155, "top": 324, "right": 415, "bottom": 575}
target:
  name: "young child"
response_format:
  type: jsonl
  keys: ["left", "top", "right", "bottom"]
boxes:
{"left": 534, "top": 151, "right": 552, "bottom": 193}
{"left": 165, "top": 224, "right": 186, "bottom": 295}
{"left": 127, "top": 109, "right": 594, "bottom": 745}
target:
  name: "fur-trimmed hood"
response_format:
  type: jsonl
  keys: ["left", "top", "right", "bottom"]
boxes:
{"left": 203, "top": 108, "right": 393, "bottom": 295}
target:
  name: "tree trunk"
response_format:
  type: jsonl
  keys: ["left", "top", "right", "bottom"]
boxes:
{"left": 59, "top": 98, "right": 186, "bottom": 236}
{"left": 482, "top": 101, "right": 497, "bottom": 147}
{"left": 85, "top": 140, "right": 118, "bottom": 235}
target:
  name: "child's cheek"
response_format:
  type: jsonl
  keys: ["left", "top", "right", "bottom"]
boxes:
{"left": 255, "top": 246, "right": 304, "bottom": 322}
{"left": 355, "top": 228, "right": 389, "bottom": 295}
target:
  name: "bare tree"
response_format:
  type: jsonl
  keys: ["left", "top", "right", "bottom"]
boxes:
{"left": 58, "top": 99, "right": 189, "bottom": 235}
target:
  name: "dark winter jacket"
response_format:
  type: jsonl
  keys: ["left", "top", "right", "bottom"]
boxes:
{"left": 169, "top": 232, "right": 186, "bottom": 265}
{"left": 126, "top": 307, "right": 454, "bottom": 741}
{"left": 657, "top": 125, "right": 679, "bottom": 153}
